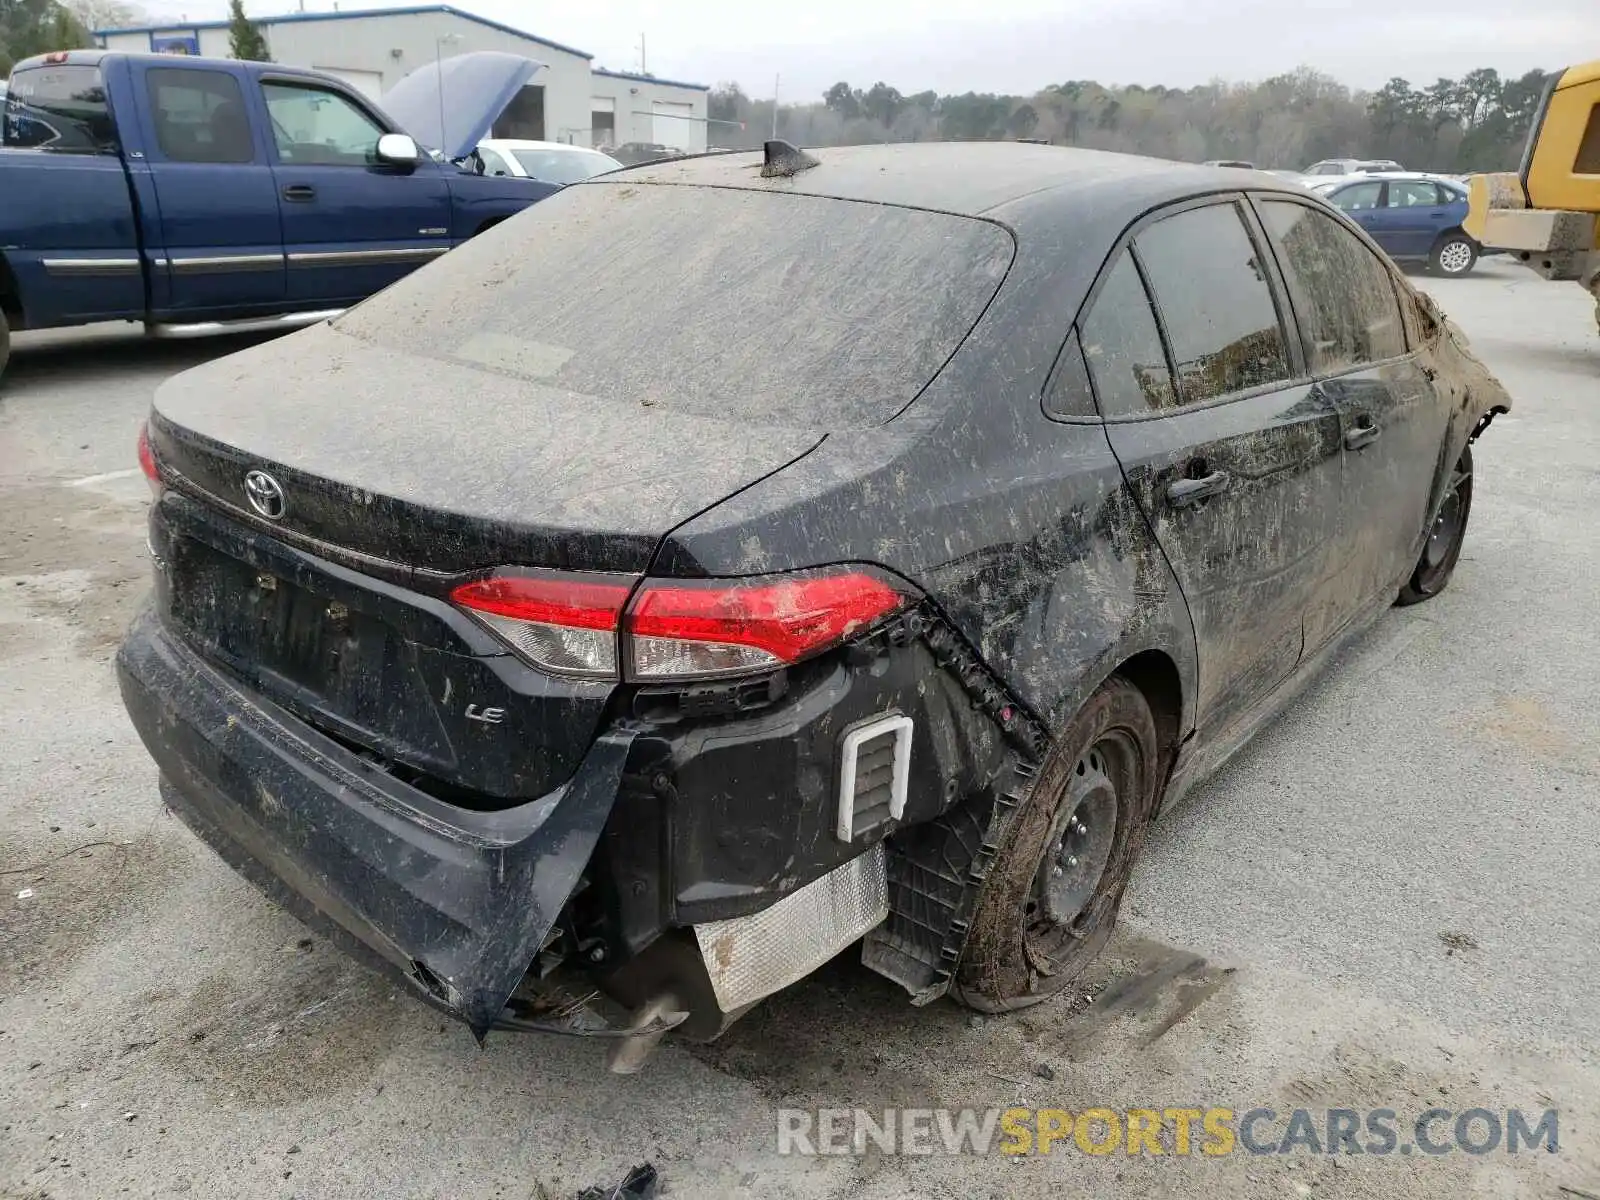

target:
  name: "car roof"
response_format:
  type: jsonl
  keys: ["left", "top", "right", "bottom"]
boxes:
{"left": 609, "top": 142, "right": 1310, "bottom": 230}
{"left": 479, "top": 139, "right": 611, "bottom": 154}
{"left": 1321, "top": 171, "right": 1463, "bottom": 187}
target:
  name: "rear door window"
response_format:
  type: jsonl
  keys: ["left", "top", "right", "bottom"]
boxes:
{"left": 1133, "top": 202, "right": 1294, "bottom": 405}
{"left": 1386, "top": 180, "right": 1442, "bottom": 207}
{"left": 1258, "top": 200, "right": 1408, "bottom": 372}
{"left": 1079, "top": 254, "right": 1175, "bottom": 416}
{"left": 147, "top": 68, "right": 256, "bottom": 164}
{"left": 3, "top": 65, "right": 116, "bottom": 152}
{"left": 333, "top": 184, "right": 1015, "bottom": 429}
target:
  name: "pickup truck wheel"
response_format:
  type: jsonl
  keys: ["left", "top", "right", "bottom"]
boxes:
{"left": 1430, "top": 233, "right": 1478, "bottom": 277}
{"left": 952, "top": 676, "right": 1160, "bottom": 1013}
{"left": 1397, "top": 445, "right": 1473, "bottom": 606}
{"left": 0, "top": 308, "right": 10, "bottom": 379}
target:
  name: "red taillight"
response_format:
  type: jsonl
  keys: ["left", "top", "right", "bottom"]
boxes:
{"left": 450, "top": 573, "right": 631, "bottom": 679}
{"left": 137, "top": 422, "right": 162, "bottom": 499}
{"left": 449, "top": 567, "right": 912, "bottom": 682}
{"left": 627, "top": 572, "right": 907, "bottom": 680}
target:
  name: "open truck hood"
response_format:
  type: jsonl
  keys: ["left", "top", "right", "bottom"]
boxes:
{"left": 381, "top": 50, "right": 541, "bottom": 162}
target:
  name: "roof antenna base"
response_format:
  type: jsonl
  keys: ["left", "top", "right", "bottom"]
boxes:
{"left": 761, "top": 139, "right": 820, "bottom": 178}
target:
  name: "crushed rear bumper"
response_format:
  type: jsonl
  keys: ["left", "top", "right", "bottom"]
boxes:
{"left": 116, "top": 605, "right": 632, "bottom": 1037}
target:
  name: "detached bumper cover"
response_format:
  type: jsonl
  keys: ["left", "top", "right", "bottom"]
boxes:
{"left": 116, "top": 606, "right": 632, "bottom": 1037}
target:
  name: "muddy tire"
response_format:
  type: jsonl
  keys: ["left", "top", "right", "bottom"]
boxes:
{"left": 952, "top": 676, "right": 1161, "bottom": 1013}
{"left": 1397, "top": 444, "right": 1473, "bottom": 606}
{"left": 1429, "top": 233, "right": 1478, "bottom": 277}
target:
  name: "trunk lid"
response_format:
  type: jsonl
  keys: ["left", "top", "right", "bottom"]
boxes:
{"left": 149, "top": 323, "right": 824, "bottom": 575}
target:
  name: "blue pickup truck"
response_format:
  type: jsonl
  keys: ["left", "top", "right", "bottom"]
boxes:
{"left": 0, "top": 49, "right": 558, "bottom": 377}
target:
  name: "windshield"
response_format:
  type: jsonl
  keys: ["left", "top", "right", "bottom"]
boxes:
{"left": 509, "top": 147, "right": 621, "bottom": 183}
{"left": 334, "top": 182, "right": 1014, "bottom": 429}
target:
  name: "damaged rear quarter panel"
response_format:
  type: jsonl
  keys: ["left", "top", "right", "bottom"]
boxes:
{"left": 1414, "top": 293, "right": 1514, "bottom": 528}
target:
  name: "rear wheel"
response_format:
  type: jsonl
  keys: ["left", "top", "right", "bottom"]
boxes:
{"left": 0, "top": 308, "right": 10, "bottom": 381}
{"left": 1430, "top": 233, "right": 1478, "bottom": 277}
{"left": 953, "top": 676, "right": 1161, "bottom": 1012}
{"left": 1397, "top": 445, "right": 1473, "bottom": 605}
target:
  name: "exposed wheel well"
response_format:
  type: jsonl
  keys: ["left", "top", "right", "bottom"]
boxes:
{"left": 1112, "top": 649, "right": 1183, "bottom": 764}
{"left": 473, "top": 216, "right": 508, "bottom": 237}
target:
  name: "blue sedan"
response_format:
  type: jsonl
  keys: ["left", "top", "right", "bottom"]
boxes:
{"left": 1313, "top": 174, "right": 1481, "bottom": 276}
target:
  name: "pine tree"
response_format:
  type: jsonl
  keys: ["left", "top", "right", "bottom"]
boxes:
{"left": 226, "top": 0, "right": 270, "bottom": 61}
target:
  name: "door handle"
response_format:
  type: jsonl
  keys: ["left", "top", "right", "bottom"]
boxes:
{"left": 282, "top": 184, "right": 316, "bottom": 202}
{"left": 1345, "top": 421, "right": 1382, "bottom": 451}
{"left": 1166, "top": 470, "right": 1231, "bottom": 508}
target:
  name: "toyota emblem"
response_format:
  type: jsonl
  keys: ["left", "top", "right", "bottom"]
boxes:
{"left": 243, "top": 469, "right": 286, "bottom": 520}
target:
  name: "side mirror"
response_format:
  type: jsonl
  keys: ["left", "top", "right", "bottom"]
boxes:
{"left": 375, "top": 132, "right": 420, "bottom": 167}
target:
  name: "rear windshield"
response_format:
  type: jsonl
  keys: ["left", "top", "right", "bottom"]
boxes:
{"left": 3, "top": 65, "right": 117, "bottom": 152}
{"left": 333, "top": 183, "right": 1014, "bottom": 429}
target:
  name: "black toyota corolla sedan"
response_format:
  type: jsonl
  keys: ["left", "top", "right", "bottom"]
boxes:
{"left": 119, "top": 141, "right": 1510, "bottom": 1064}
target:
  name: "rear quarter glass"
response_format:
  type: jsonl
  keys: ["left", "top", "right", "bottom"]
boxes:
{"left": 332, "top": 183, "right": 1015, "bottom": 430}
{"left": 3, "top": 64, "right": 114, "bottom": 151}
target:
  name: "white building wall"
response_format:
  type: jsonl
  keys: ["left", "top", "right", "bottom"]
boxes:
{"left": 588, "top": 72, "right": 708, "bottom": 154}
{"left": 97, "top": 11, "right": 708, "bottom": 152}
{"left": 98, "top": 12, "right": 594, "bottom": 143}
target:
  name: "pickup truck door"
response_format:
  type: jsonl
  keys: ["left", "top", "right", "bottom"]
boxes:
{"left": 255, "top": 77, "right": 452, "bottom": 305}
{"left": 131, "top": 64, "right": 286, "bottom": 315}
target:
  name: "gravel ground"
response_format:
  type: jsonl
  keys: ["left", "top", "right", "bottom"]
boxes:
{"left": 1, "top": 264, "right": 1596, "bottom": 1199}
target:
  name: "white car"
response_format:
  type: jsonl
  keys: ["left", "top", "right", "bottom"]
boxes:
{"left": 1302, "top": 157, "right": 1405, "bottom": 177}
{"left": 474, "top": 139, "right": 623, "bottom": 185}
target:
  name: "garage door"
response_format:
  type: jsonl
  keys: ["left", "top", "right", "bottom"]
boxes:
{"left": 651, "top": 101, "right": 694, "bottom": 150}
{"left": 315, "top": 67, "right": 384, "bottom": 100}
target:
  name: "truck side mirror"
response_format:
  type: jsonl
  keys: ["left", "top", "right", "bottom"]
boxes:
{"left": 375, "top": 133, "right": 420, "bottom": 168}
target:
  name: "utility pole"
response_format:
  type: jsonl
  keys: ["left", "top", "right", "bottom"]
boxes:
{"left": 639, "top": 33, "right": 646, "bottom": 74}
{"left": 772, "top": 73, "right": 780, "bottom": 138}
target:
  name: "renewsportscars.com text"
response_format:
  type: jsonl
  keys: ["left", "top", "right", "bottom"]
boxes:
{"left": 776, "top": 1106, "right": 1559, "bottom": 1157}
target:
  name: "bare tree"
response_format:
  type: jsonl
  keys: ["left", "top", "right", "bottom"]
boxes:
{"left": 61, "top": 0, "right": 146, "bottom": 31}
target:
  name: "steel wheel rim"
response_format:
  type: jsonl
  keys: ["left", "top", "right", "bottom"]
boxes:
{"left": 1027, "top": 735, "right": 1129, "bottom": 939}
{"left": 1438, "top": 241, "right": 1472, "bottom": 274}
{"left": 1424, "top": 462, "right": 1471, "bottom": 569}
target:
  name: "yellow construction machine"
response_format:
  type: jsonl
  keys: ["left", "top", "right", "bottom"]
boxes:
{"left": 1465, "top": 60, "right": 1600, "bottom": 332}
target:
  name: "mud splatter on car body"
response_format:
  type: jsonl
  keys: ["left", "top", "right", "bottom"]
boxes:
{"left": 116, "top": 141, "right": 1512, "bottom": 1054}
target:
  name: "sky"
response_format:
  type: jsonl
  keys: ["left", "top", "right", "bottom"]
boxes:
{"left": 163, "top": 0, "right": 1589, "bottom": 100}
